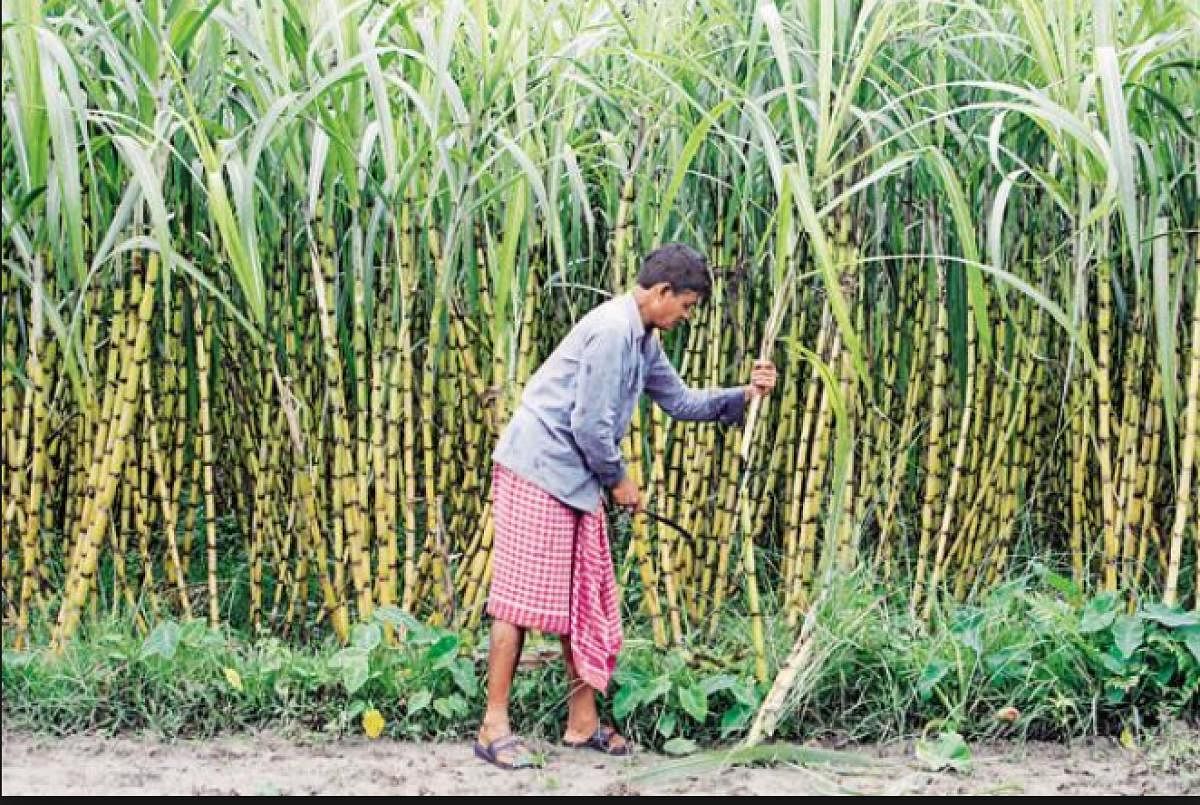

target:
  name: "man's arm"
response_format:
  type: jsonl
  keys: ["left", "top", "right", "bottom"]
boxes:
{"left": 643, "top": 338, "right": 747, "bottom": 424}
{"left": 570, "top": 326, "right": 628, "bottom": 488}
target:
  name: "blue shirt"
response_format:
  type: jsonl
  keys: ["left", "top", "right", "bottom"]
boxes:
{"left": 493, "top": 292, "right": 747, "bottom": 511}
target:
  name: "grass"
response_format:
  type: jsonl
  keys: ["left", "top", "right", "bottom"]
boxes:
{"left": 5, "top": 559, "right": 1196, "bottom": 747}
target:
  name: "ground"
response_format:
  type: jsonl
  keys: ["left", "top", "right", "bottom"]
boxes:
{"left": 3, "top": 726, "right": 1197, "bottom": 795}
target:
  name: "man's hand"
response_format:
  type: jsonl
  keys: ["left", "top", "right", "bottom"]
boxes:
{"left": 610, "top": 475, "right": 642, "bottom": 512}
{"left": 744, "top": 359, "right": 777, "bottom": 400}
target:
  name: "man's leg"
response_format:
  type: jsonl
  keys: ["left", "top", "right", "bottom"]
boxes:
{"left": 560, "top": 634, "right": 628, "bottom": 751}
{"left": 477, "top": 619, "right": 533, "bottom": 764}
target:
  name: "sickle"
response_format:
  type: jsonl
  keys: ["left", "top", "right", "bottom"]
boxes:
{"left": 611, "top": 505, "right": 698, "bottom": 544}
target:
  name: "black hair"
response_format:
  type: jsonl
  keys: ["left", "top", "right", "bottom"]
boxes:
{"left": 636, "top": 242, "right": 712, "bottom": 299}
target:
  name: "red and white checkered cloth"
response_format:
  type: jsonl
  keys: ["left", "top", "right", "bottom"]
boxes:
{"left": 487, "top": 463, "right": 622, "bottom": 692}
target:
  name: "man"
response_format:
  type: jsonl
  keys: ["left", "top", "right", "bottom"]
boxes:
{"left": 473, "top": 243, "right": 777, "bottom": 769}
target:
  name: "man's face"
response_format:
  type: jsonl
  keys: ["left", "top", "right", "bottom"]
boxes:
{"left": 651, "top": 285, "right": 701, "bottom": 330}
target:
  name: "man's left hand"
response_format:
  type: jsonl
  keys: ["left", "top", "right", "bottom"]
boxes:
{"left": 745, "top": 359, "right": 777, "bottom": 400}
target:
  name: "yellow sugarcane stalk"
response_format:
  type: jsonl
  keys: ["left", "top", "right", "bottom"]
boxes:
{"left": 52, "top": 252, "right": 159, "bottom": 649}
{"left": 913, "top": 262, "right": 950, "bottom": 615}
{"left": 1131, "top": 373, "right": 1163, "bottom": 595}
{"left": 625, "top": 404, "right": 667, "bottom": 647}
{"left": 140, "top": 360, "right": 192, "bottom": 619}
{"left": 311, "top": 211, "right": 374, "bottom": 623}
{"left": 1164, "top": 264, "right": 1199, "bottom": 608}
{"left": 193, "top": 297, "right": 220, "bottom": 629}
{"left": 1095, "top": 247, "right": 1120, "bottom": 592}
{"left": 1116, "top": 312, "right": 1147, "bottom": 590}
{"left": 924, "top": 308, "right": 976, "bottom": 620}
{"left": 15, "top": 311, "right": 47, "bottom": 649}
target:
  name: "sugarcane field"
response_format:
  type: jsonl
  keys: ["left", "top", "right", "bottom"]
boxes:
{"left": 2, "top": 0, "right": 1198, "bottom": 796}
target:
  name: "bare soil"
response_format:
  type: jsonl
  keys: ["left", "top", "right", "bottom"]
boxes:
{"left": 3, "top": 726, "right": 1197, "bottom": 796}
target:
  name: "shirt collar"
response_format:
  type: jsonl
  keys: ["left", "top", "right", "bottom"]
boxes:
{"left": 621, "top": 292, "right": 646, "bottom": 339}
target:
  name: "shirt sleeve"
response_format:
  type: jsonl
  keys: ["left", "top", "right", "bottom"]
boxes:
{"left": 570, "top": 326, "right": 628, "bottom": 487}
{"left": 643, "top": 338, "right": 747, "bottom": 424}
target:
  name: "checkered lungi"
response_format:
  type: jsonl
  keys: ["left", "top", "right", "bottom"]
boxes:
{"left": 487, "top": 463, "right": 622, "bottom": 692}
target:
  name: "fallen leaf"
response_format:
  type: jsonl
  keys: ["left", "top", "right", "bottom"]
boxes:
{"left": 995, "top": 706, "right": 1020, "bottom": 722}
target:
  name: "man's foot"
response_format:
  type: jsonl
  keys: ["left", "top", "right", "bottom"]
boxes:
{"left": 475, "top": 724, "right": 542, "bottom": 769}
{"left": 562, "top": 723, "right": 632, "bottom": 756}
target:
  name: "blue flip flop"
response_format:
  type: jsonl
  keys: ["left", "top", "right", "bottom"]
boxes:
{"left": 562, "top": 725, "right": 633, "bottom": 756}
{"left": 473, "top": 734, "right": 542, "bottom": 770}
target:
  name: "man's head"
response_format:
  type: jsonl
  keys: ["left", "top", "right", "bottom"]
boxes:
{"left": 634, "top": 243, "right": 711, "bottom": 331}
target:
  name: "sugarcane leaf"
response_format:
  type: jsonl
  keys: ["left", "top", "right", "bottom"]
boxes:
{"left": 360, "top": 19, "right": 398, "bottom": 184}
{"left": 1150, "top": 217, "right": 1178, "bottom": 465}
{"left": 926, "top": 149, "right": 991, "bottom": 358}
{"left": 169, "top": 0, "right": 224, "bottom": 54}
{"left": 785, "top": 166, "right": 868, "bottom": 387}
{"left": 1095, "top": 0, "right": 1141, "bottom": 278}
{"left": 37, "top": 28, "right": 85, "bottom": 286}
{"left": 818, "top": 152, "right": 919, "bottom": 219}
{"left": 654, "top": 96, "right": 736, "bottom": 244}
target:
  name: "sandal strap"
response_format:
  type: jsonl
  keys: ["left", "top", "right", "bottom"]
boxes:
{"left": 490, "top": 734, "right": 523, "bottom": 753}
{"left": 592, "top": 725, "right": 617, "bottom": 747}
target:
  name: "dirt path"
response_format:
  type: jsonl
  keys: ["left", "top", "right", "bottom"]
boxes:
{"left": 3, "top": 727, "right": 1196, "bottom": 795}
